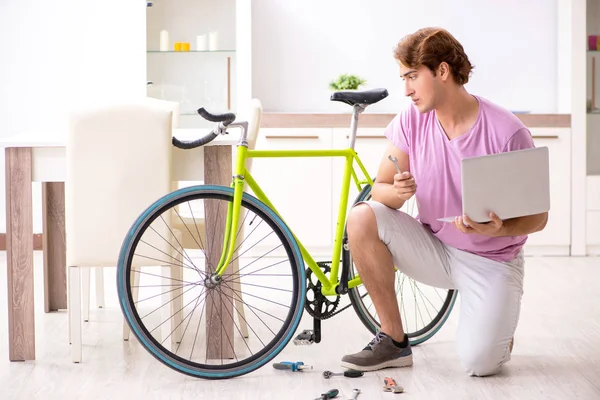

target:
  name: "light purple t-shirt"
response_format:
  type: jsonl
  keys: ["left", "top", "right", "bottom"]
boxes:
{"left": 384, "top": 95, "right": 536, "bottom": 263}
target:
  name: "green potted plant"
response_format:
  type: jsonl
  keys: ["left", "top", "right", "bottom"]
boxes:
{"left": 329, "top": 73, "right": 366, "bottom": 91}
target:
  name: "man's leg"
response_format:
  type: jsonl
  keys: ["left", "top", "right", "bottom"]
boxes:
{"left": 449, "top": 248, "right": 525, "bottom": 377}
{"left": 341, "top": 201, "right": 455, "bottom": 371}
{"left": 346, "top": 204, "right": 404, "bottom": 341}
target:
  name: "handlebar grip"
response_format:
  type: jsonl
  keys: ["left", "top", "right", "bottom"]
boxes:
{"left": 172, "top": 131, "right": 218, "bottom": 149}
{"left": 197, "top": 107, "right": 236, "bottom": 126}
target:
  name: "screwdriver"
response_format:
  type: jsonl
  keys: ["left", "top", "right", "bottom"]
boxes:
{"left": 313, "top": 388, "right": 339, "bottom": 400}
{"left": 322, "top": 370, "right": 364, "bottom": 379}
{"left": 272, "top": 361, "right": 312, "bottom": 372}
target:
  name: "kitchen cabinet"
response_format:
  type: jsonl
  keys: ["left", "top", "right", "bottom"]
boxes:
{"left": 248, "top": 128, "right": 334, "bottom": 258}
{"left": 587, "top": 176, "right": 600, "bottom": 254}
{"left": 524, "top": 128, "right": 572, "bottom": 256}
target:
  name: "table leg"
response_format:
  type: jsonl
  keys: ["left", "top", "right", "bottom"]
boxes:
{"left": 5, "top": 147, "right": 35, "bottom": 361}
{"left": 204, "top": 145, "right": 234, "bottom": 360}
{"left": 42, "top": 182, "right": 67, "bottom": 313}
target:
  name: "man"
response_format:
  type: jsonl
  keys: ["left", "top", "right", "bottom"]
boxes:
{"left": 341, "top": 27, "right": 548, "bottom": 377}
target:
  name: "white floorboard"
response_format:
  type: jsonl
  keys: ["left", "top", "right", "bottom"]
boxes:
{"left": 0, "top": 252, "right": 599, "bottom": 399}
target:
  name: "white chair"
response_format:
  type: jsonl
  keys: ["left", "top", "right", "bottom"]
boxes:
{"left": 66, "top": 101, "right": 175, "bottom": 362}
{"left": 76, "top": 97, "right": 181, "bottom": 342}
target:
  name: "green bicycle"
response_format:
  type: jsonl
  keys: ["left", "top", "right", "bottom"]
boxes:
{"left": 117, "top": 89, "right": 458, "bottom": 379}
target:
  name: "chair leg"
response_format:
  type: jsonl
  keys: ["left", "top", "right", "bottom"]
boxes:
{"left": 231, "top": 257, "right": 249, "bottom": 338}
{"left": 82, "top": 267, "right": 90, "bottom": 322}
{"left": 69, "top": 265, "right": 82, "bottom": 363}
{"left": 123, "top": 268, "right": 140, "bottom": 341}
{"left": 95, "top": 267, "right": 105, "bottom": 308}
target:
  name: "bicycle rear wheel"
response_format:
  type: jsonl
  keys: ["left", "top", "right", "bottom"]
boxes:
{"left": 346, "top": 184, "right": 458, "bottom": 345}
{"left": 117, "top": 185, "right": 305, "bottom": 379}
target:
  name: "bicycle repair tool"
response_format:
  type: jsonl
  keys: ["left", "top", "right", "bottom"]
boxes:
{"left": 383, "top": 377, "right": 404, "bottom": 393}
{"left": 314, "top": 388, "right": 339, "bottom": 400}
{"left": 322, "top": 370, "right": 364, "bottom": 379}
{"left": 272, "top": 361, "right": 312, "bottom": 372}
{"left": 349, "top": 388, "right": 361, "bottom": 400}
{"left": 388, "top": 154, "right": 402, "bottom": 174}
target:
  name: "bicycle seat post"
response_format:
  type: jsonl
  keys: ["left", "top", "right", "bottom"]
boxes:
{"left": 348, "top": 103, "right": 366, "bottom": 150}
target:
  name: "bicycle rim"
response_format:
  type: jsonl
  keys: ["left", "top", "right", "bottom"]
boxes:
{"left": 117, "top": 185, "right": 306, "bottom": 379}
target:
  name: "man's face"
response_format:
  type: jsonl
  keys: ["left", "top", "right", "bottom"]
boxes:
{"left": 399, "top": 63, "right": 438, "bottom": 113}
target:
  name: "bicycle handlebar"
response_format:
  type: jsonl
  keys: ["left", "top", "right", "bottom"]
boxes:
{"left": 172, "top": 107, "right": 236, "bottom": 150}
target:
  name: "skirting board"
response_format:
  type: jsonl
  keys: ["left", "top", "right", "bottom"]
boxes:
{"left": 0, "top": 234, "right": 43, "bottom": 251}
{"left": 524, "top": 245, "right": 570, "bottom": 257}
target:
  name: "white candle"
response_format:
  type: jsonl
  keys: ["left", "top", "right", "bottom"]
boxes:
{"left": 208, "top": 31, "right": 219, "bottom": 51}
{"left": 159, "top": 30, "right": 169, "bottom": 51}
{"left": 196, "top": 34, "right": 208, "bottom": 51}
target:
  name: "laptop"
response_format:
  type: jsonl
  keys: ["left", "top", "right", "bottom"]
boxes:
{"left": 437, "top": 146, "right": 550, "bottom": 224}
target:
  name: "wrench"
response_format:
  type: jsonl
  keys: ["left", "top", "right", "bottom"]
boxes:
{"left": 349, "top": 388, "right": 361, "bottom": 400}
{"left": 388, "top": 155, "right": 402, "bottom": 174}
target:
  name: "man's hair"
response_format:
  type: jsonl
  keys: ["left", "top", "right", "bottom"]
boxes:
{"left": 393, "top": 27, "right": 474, "bottom": 85}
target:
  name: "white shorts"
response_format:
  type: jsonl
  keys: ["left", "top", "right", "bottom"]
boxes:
{"left": 360, "top": 200, "right": 525, "bottom": 377}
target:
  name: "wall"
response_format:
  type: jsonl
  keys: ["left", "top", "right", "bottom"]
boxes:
{"left": 0, "top": 0, "right": 146, "bottom": 232}
{"left": 251, "top": 0, "right": 558, "bottom": 114}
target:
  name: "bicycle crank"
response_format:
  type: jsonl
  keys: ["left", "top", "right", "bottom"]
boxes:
{"left": 304, "top": 262, "right": 341, "bottom": 320}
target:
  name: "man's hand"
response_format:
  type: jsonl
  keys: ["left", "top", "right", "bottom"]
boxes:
{"left": 453, "top": 212, "right": 503, "bottom": 237}
{"left": 393, "top": 171, "right": 417, "bottom": 202}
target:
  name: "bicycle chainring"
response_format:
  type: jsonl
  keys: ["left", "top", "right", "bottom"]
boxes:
{"left": 304, "top": 261, "right": 341, "bottom": 320}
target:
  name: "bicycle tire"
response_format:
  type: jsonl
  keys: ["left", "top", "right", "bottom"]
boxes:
{"left": 117, "top": 185, "right": 306, "bottom": 379}
{"left": 346, "top": 183, "right": 458, "bottom": 345}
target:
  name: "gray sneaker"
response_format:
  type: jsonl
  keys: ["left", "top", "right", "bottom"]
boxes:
{"left": 341, "top": 332, "right": 413, "bottom": 371}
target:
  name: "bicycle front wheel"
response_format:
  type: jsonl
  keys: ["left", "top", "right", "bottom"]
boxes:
{"left": 347, "top": 184, "right": 458, "bottom": 345}
{"left": 117, "top": 185, "right": 305, "bottom": 379}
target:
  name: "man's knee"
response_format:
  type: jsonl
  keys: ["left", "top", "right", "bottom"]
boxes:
{"left": 347, "top": 203, "right": 378, "bottom": 241}
{"left": 459, "top": 343, "right": 506, "bottom": 377}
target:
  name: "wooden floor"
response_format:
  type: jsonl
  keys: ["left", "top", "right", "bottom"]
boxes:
{"left": 0, "top": 252, "right": 599, "bottom": 400}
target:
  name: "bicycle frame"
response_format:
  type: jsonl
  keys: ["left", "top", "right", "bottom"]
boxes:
{"left": 213, "top": 106, "right": 374, "bottom": 297}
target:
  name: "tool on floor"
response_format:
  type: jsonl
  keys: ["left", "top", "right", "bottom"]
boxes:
{"left": 383, "top": 377, "right": 404, "bottom": 393}
{"left": 322, "top": 370, "right": 364, "bottom": 379}
{"left": 272, "top": 361, "right": 312, "bottom": 372}
{"left": 314, "top": 388, "right": 339, "bottom": 400}
{"left": 349, "top": 388, "right": 361, "bottom": 400}
{"left": 388, "top": 155, "right": 402, "bottom": 174}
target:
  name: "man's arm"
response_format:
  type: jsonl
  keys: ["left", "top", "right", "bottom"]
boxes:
{"left": 371, "top": 142, "right": 412, "bottom": 210}
{"left": 458, "top": 211, "right": 548, "bottom": 237}
{"left": 497, "top": 211, "right": 548, "bottom": 237}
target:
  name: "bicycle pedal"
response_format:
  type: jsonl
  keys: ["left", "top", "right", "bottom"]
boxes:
{"left": 293, "top": 329, "right": 315, "bottom": 345}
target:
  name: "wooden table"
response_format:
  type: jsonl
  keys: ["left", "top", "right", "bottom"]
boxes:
{"left": 1, "top": 130, "right": 237, "bottom": 361}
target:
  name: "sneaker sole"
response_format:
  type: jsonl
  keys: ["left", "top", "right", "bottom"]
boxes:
{"left": 340, "top": 354, "right": 413, "bottom": 372}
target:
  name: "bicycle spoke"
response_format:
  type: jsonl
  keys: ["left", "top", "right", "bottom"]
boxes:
{"left": 148, "top": 224, "right": 203, "bottom": 275}
{"left": 162, "top": 286, "right": 208, "bottom": 346}
{"left": 221, "top": 259, "right": 289, "bottom": 283}
{"left": 219, "top": 291, "right": 277, "bottom": 338}
{"left": 135, "top": 281, "right": 199, "bottom": 305}
{"left": 173, "top": 206, "right": 210, "bottom": 263}
{"left": 223, "top": 280, "right": 293, "bottom": 294}
{"left": 134, "top": 248, "right": 201, "bottom": 276}
{"left": 142, "top": 283, "right": 200, "bottom": 322}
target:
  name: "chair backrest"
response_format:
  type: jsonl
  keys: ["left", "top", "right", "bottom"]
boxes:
{"left": 66, "top": 102, "right": 174, "bottom": 267}
{"left": 144, "top": 96, "right": 180, "bottom": 128}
